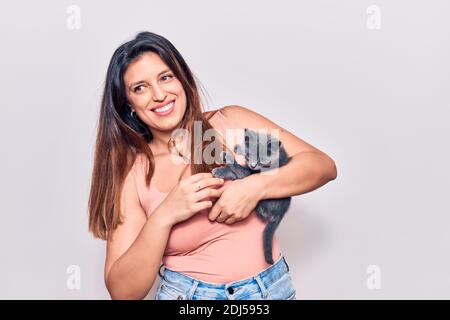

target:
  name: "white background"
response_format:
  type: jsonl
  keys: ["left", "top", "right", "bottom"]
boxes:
{"left": 0, "top": 0, "right": 449, "bottom": 299}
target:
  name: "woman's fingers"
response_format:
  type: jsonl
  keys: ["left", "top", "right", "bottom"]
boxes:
{"left": 189, "top": 177, "right": 224, "bottom": 193}
{"left": 224, "top": 217, "right": 237, "bottom": 224}
{"left": 191, "top": 200, "right": 214, "bottom": 213}
{"left": 208, "top": 199, "right": 224, "bottom": 221}
{"left": 216, "top": 212, "right": 229, "bottom": 223}
{"left": 193, "top": 186, "right": 224, "bottom": 202}
{"left": 182, "top": 172, "right": 213, "bottom": 184}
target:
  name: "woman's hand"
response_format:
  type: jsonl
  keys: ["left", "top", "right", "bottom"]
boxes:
{"left": 160, "top": 172, "right": 225, "bottom": 226}
{"left": 208, "top": 174, "right": 265, "bottom": 225}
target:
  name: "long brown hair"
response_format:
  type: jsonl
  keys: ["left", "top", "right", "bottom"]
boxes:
{"left": 88, "top": 31, "right": 228, "bottom": 240}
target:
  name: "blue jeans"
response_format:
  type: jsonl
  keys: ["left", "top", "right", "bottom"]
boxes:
{"left": 155, "top": 253, "right": 297, "bottom": 300}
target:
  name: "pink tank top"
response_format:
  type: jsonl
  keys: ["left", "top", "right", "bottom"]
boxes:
{"left": 132, "top": 109, "right": 281, "bottom": 284}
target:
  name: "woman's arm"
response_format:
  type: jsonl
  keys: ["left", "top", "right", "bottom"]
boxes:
{"left": 221, "top": 105, "right": 337, "bottom": 199}
{"left": 104, "top": 169, "right": 173, "bottom": 300}
{"left": 246, "top": 150, "right": 337, "bottom": 200}
{"left": 208, "top": 105, "right": 337, "bottom": 224}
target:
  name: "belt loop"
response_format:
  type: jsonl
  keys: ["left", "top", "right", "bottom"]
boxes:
{"left": 158, "top": 264, "right": 165, "bottom": 278}
{"left": 186, "top": 279, "right": 200, "bottom": 300}
{"left": 254, "top": 275, "right": 270, "bottom": 300}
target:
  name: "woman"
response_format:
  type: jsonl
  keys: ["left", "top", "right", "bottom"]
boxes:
{"left": 88, "top": 31, "right": 337, "bottom": 300}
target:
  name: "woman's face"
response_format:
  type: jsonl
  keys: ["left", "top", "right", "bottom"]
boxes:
{"left": 123, "top": 51, "right": 187, "bottom": 134}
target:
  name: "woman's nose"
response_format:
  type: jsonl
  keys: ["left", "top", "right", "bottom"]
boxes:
{"left": 152, "top": 85, "right": 166, "bottom": 101}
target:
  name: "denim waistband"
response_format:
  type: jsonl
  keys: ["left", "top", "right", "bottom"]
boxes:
{"left": 158, "top": 253, "right": 290, "bottom": 296}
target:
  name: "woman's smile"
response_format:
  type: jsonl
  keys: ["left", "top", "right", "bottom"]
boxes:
{"left": 150, "top": 99, "right": 176, "bottom": 116}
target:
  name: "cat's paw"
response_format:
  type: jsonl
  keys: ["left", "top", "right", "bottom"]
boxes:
{"left": 212, "top": 167, "right": 226, "bottom": 179}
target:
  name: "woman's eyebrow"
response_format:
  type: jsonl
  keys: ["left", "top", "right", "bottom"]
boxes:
{"left": 128, "top": 69, "right": 171, "bottom": 89}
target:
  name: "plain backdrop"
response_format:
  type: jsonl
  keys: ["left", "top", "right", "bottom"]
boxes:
{"left": 0, "top": 0, "right": 449, "bottom": 299}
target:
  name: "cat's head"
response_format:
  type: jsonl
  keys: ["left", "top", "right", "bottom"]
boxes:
{"left": 234, "top": 128, "right": 282, "bottom": 170}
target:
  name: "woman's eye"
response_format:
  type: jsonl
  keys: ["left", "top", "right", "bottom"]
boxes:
{"left": 133, "top": 85, "right": 144, "bottom": 93}
{"left": 162, "top": 74, "right": 173, "bottom": 81}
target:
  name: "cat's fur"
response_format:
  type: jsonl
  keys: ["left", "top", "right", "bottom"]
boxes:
{"left": 211, "top": 128, "right": 292, "bottom": 264}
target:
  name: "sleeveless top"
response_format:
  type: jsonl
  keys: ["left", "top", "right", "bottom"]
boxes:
{"left": 131, "top": 108, "right": 281, "bottom": 284}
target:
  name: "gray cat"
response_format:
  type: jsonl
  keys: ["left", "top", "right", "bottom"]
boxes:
{"left": 211, "top": 128, "right": 292, "bottom": 264}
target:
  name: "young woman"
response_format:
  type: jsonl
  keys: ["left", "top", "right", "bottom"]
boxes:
{"left": 88, "top": 31, "right": 337, "bottom": 300}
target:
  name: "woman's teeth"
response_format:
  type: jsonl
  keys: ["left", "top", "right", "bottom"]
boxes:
{"left": 154, "top": 101, "right": 174, "bottom": 113}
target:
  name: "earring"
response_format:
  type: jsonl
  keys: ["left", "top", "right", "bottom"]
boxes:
{"left": 130, "top": 109, "right": 136, "bottom": 117}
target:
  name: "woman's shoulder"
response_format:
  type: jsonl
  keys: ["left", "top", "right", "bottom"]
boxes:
{"left": 203, "top": 105, "right": 245, "bottom": 128}
{"left": 203, "top": 105, "right": 252, "bottom": 124}
{"left": 202, "top": 107, "right": 223, "bottom": 120}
